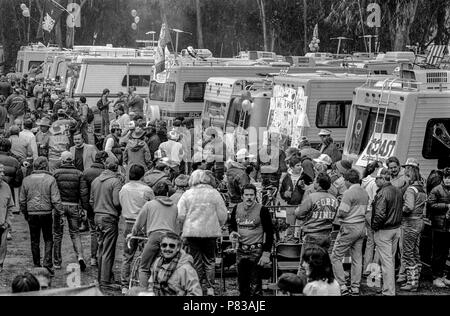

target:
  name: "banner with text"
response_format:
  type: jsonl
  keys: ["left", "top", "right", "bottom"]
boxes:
{"left": 356, "top": 133, "right": 397, "bottom": 167}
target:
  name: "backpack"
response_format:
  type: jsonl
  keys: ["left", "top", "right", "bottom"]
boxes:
{"left": 86, "top": 106, "right": 95, "bottom": 124}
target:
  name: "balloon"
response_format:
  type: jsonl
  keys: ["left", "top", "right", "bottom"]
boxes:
{"left": 134, "top": 16, "right": 140, "bottom": 24}
{"left": 20, "top": 3, "right": 27, "bottom": 10}
{"left": 242, "top": 99, "right": 252, "bottom": 112}
{"left": 22, "top": 9, "right": 30, "bottom": 17}
{"left": 131, "top": 23, "right": 137, "bottom": 30}
{"left": 314, "top": 43, "right": 319, "bottom": 48}
{"left": 131, "top": 9, "right": 137, "bottom": 17}
{"left": 316, "top": 39, "right": 321, "bottom": 43}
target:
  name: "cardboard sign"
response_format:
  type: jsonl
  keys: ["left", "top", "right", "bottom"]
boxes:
{"left": 356, "top": 133, "right": 397, "bottom": 167}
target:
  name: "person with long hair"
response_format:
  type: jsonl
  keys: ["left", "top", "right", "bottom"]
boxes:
{"left": 399, "top": 167, "right": 426, "bottom": 292}
{"left": 302, "top": 246, "right": 340, "bottom": 296}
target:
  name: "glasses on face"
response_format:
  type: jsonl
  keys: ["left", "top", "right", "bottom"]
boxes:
{"left": 161, "top": 243, "right": 177, "bottom": 249}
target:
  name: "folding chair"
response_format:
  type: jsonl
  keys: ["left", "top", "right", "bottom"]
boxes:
{"left": 272, "top": 242, "right": 302, "bottom": 295}
{"left": 415, "top": 45, "right": 448, "bottom": 69}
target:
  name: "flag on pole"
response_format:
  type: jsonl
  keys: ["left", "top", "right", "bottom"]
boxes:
{"left": 42, "top": 0, "right": 65, "bottom": 32}
{"left": 154, "top": 23, "right": 172, "bottom": 75}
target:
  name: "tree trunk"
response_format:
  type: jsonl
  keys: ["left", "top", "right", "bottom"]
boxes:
{"left": 303, "top": 0, "right": 307, "bottom": 54}
{"left": 36, "top": 0, "right": 45, "bottom": 40}
{"left": 392, "top": 0, "right": 419, "bottom": 50}
{"left": 257, "top": 0, "right": 268, "bottom": 51}
{"left": 195, "top": 0, "right": 204, "bottom": 48}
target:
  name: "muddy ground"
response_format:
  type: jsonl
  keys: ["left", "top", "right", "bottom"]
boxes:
{"left": 0, "top": 213, "right": 449, "bottom": 296}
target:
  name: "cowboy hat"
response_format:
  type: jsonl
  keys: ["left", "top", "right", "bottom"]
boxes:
{"left": 132, "top": 129, "right": 145, "bottom": 139}
{"left": 318, "top": 129, "right": 332, "bottom": 137}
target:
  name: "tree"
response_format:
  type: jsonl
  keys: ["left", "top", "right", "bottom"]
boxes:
{"left": 195, "top": 0, "right": 204, "bottom": 48}
{"left": 256, "top": 0, "right": 268, "bottom": 51}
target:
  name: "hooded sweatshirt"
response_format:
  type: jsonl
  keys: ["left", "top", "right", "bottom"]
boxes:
{"left": 123, "top": 139, "right": 152, "bottom": 169}
{"left": 132, "top": 196, "right": 178, "bottom": 237}
{"left": 90, "top": 170, "right": 123, "bottom": 218}
{"left": 143, "top": 169, "right": 174, "bottom": 193}
{"left": 148, "top": 250, "right": 202, "bottom": 296}
{"left": 226, "top": 160, "right": 250, "bottom": 203}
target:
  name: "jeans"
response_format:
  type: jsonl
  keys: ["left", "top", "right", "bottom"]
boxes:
{"left": 139, "top": 230, "right": 166, "bottom": 288}
{"left": 298, "top": 231, "right": 331, "bottom": 274}
{"left": 364, "top": 223, "right": 380, "bottom": 271}
{"left": 101, "top": 110, "right": 110, "bottom": 136}
{"left": 374, "top": 227, "right": 400, "bottom": 296}
{"left": 87, "top": 208, "right": 98, "bottom": 261}
{"left": 121, "top": 221, "right": 138, "bottom": 288}
{"left": 236, "top": 248, "right": 263, "bottom": 296}
{"left": 185, "top": 237, "right": 217, "bottom": 293}
{"left": 401, "top": 219, "right": 423, "bottom": 268}
{"left": 95, "top": 213, "right": 119, "bottom": 285}
{"left": 0, "top": 227, "right": 7, "bottom": 266}
{"left": 53, "top": 205, "right": 84, "bottom": 266}
{"left": 28, "top": 214, "right": 53, "bottom": 269}
{"left": 331, "top": 223, "right": 365, "bottom": 291}
{"left": 431, "top": 230, "right": 450, "bottom": 279}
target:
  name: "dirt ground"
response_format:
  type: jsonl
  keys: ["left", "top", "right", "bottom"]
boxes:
{"left": 1, "top": 213, "right": 449, "bottom": 296}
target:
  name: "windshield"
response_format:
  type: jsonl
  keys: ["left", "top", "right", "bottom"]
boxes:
{"left": 183, "top": 82, "right": 206, "bottom": 102}
{"left": 347, "top": 105, "right": 400, "bottom": 156}
{"left": 203, "top": 100, "right": 226, "bottom": 129}
{"left": 149, "top": 81, "right": 176, "bottom": 102}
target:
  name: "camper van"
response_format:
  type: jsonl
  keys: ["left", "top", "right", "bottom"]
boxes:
{"left": 343, "top": 69, "right": 450, "bottom": 178}
{"left": 270, "top": 72, "right": 388, "bottom": 149}
{"left": 15, "top": 44, "right": 65, "bottom": 75}
{"left": 149, "top": 60, "right": 370, "bottom": 123}
{"left": 68, "top": 56, "right": 154, "bottom": 106}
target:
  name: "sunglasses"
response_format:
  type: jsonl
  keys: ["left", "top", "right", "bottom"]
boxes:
{"left": 161, "top": 243, "right": 177, "bottom": 249}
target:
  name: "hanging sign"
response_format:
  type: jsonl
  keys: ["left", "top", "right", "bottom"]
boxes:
{"left": 367, "top": 3, "right": 381, "bottom": 28}
{"left": 356, "top": 132, "right": 397, "bottom": 167}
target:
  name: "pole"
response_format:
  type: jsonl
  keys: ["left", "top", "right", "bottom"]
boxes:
{"left": 175, "top": 32, "right": 179, "bottom": 59}
{"left": 28, "top": 0, "right": 31, "bottom": 44}
{"left": 303, "top": 0, "right": 307, "bottom": 54}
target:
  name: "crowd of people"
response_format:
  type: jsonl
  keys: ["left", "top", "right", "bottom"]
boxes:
{"left": 0, "top": 73, "right": 450, "bottom": 297}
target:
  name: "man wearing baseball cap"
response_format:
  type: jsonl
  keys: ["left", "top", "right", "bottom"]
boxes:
{"left": 318, "top": 129, "right": 342, "bottom": 163}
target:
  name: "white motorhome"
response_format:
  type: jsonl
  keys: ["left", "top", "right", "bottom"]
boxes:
{"left": 270, "top": 72, "right": 388, "bottom": 149}
{"left": 343, "top": 69, "right": 450, "bottom": 178}
{"left": 148, "top": 59, "right": 370, "bottom": 123}
{"left": 15, "top": 44, "right": 65, "bottom": 75}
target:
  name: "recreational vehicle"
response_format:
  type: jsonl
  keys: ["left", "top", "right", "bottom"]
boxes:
{"left": 15, "top": 44, "right": 65, "bottom": 75}
{"left": 148, "top": 60, "right": 370, "bottom": 123}
{"left": 343, "top": 69, "right": 450, "bottom": 178}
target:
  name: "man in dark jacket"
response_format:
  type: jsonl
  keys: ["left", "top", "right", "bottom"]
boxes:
{"left": 371, "top": 168, "right": 403, "bottom": 296}
{"left": 428, "top": 167, "right": 450, "bottom": 288}
{"left": 226, "top": 151, "right": 251, "bottom": 206}
{"left": 82, "top": 151, "right": 108, "bottom": 266}
{"left": 5, "top": 88, "right": 27, "bottom": 124}
{"left": 53, "top": 151, "right": 89, "bottom": 271}
{"left": 0, "top": 138, "right": 23, "bottom": 210}
{"left": 20, "top": 157, "right": 62, "bottom": 275}
{"left": 318, "top": 129, "right": 342, "bottom": 163}
{"left": 127, "top": 86, "right": 144, "bottom": 117}
{"left": 144, "top": 121, "right": 161, "bottom": 160}
{"left": 90, "top": 157, "right": 123, "bottom": 287}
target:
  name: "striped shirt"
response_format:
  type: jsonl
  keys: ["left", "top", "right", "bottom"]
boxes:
{"left": 337, "top": 184, "right": 369, "bottom": 224}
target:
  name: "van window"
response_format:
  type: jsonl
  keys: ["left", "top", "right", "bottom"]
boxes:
{"left": 28, "top": 61, "right": 42, "bottom": 71}
{"left": 422, "top": 119, "right": 450, "bottom": 159}
{"left": 316, "top": 101, "right": 351, "bottom": 128}
{"left": 121, "top": 75, "right": 151, "bottom": 87}
{"left": 347, "top": 105, "right": 400, "bottom": 155}
{"left": 149, "top": 81, "right": 176, "bottom": 102}
{"left": 183, "top": 82, "right": 206, "bottom": 102}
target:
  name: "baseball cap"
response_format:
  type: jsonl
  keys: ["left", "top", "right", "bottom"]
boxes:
{"left": 403, "top": 158, "right": 419, "bottom": 168}
{"left": 313, "top": 154, "right": 333, "bottom": 166}
{"left": 61, "top": 151, "right": 73, "bottom": 162}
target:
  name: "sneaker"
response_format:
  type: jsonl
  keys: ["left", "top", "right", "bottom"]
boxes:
{"left": 340, "top": 286, "right": 350, "bottom": 296}
{"left": 6, "top": 231, "right": 12, "bottom": 241}
{"left": 54, "top": 264, "right": 61, "bottom": 270}
{"left": 396, "top": 274, "right": 406, "bottom": 284}
{"left": 433, "top": 278, "right": 447, "bottom": 288}
{"left": 206, "top": 288, "right": 215, "bottom": 296}
{"left": 90, "top": 258, "right": 98, "bottom": 267}
{"left": 78, "top": 258, "right": 86, "bottom": 272}
{"left": 46, "top": 267, "right": 55, "bottom": 277}
{"left": 351, "top": 288, "right": 360, "bottom": 296}
{"left": 121, "top": 288, "right": 129, "bottom": 295}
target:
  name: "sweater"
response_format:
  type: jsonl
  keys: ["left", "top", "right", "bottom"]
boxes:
{"left": 336, "top": 184, "right": 369, "bottom": 225}
{"left": 90, "top": 170, "right": 123, "bottom": 218}
{"left": 119, "top": 181, "right": 155, "bottom": 222}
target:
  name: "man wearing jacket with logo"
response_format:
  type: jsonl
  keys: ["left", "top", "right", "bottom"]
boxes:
{"left": 229, "top": 184, "right": 274, "bottom": 296}
{"left": 20, "top": 157, "right": 62, "bottom": 275}
{"left": 371, "top": 168, "right": 403, "bottom": 296}
{"left": 295, "top": 172, "right": 339, "bottom": 255}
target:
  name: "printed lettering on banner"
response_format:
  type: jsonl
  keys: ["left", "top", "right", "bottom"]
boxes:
{"left": 356, "top": 133, "right": 397, "bottom": 167}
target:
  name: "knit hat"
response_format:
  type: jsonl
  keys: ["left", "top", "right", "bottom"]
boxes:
{"left": 335, "top": 160, "right": 352, "bottom": 175}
